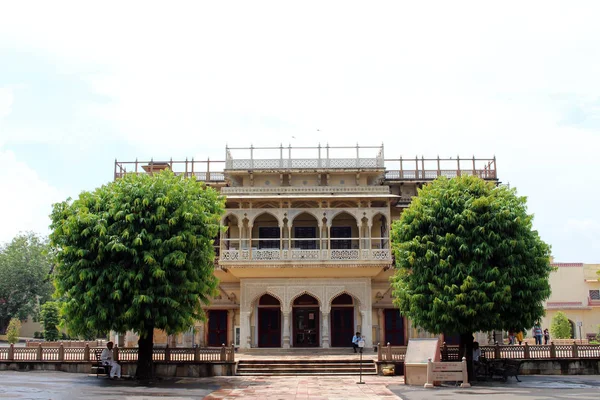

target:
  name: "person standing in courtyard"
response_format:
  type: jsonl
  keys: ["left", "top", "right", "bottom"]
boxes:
{"left": 533, "top": 325, "right": 543, "bottom": 345}
{"left": 544, "top": 328, "right": 550, "bottom": 345}
{"left": 352, "top": 332, "right": 361, "bottom": 353}
{"left": 101, "top": 341, "right": 122, "bottom": 379}
{"left": 516, "top": 331, "right": 524, "bottom": 345}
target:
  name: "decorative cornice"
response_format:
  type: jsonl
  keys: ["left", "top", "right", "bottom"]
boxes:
{"left": 551, "top": 263, "right": 584, "bottom": 267}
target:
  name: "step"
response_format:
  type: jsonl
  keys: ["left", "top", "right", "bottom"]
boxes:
{"left": 236, "top": 359, "right": 377, "bottom": 376}
{"left": 238, "top": 360, "right": 374, "bottom": 364}
{"left": 238, "top": 364, "right": 375, "bottom": 369}
{"left": 237, "top": 368, "right": 377, "bottom": 374}
{"left": 236, "top": 372, "right": 379, "bottom": 376}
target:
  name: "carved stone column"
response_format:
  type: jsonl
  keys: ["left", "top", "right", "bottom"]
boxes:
{"left": 321, "top": 312, "right": 330, "bottom": 348}
{"left": 361, "top": 309, "right": 373, "bottom": 347}
{"left": 227, "top": 309, "right": 234, "bottom": 346}
{"left": 248, "top": 224, "right": 253, "bottom": 260}
{"left": 237, "top": 222, "right": 244, "bottom": 252}
{"left": 282, "top": 310, "right": 291, "bottom": 348}
{"left": 198, "top": 322, "right": 206, "bottom": 347}
{"left": 240, "top": 310, "right": 251, "bottom": 349}
{"left": 377, "top": 308, "right": 385, "bottom": 345}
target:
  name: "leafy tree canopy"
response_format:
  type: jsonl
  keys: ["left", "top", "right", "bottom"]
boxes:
{"left": 0, "top": 233, "right": 53, "bottom": 333}
{"left": 391, "top": 176, "right": 552, "bottom": 336}
{"left": 550, "top": 311, "right": 572, "bottom": 339}
{"left": 40, "top": 301, "right": 61, "bottom": 341}
{"left": 50, "top": 170, "right": 224, "bottom": 378}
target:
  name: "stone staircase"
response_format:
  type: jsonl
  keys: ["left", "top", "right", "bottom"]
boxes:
{"left": 236, "top": 359, "right": 378, "bottom": 376}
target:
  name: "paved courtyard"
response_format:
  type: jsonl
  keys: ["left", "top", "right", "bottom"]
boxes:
{"left": 2, "top": 370, "right": 600, "bottom": 399}
{"left": 0, "top": 371, "right": 401, "bottom": 399}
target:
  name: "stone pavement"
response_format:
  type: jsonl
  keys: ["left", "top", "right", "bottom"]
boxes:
{"left": 0, "top": 370, "right": 403, "bottom": 399}
{"left": 204, "top": 375, "right": 401, "bottom": 399}
{"left": 389, "top": 375, "right": 600, "bottom": 400}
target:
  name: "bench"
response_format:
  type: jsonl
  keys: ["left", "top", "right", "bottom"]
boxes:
{"left": 91, "top": 348, "right": 111, "bottom": 378}
{"left": 488, "top": 359, "right": 522, "bottom": 382}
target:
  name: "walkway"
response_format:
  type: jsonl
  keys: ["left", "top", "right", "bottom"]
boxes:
{"left": 0, "top": 370, "right": 402, "bottom": 399}
{"left": 205, "top": 375, "right": 401, "bottom": 399}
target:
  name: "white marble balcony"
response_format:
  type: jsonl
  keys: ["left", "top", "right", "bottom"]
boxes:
{"left": 219, "top": 248, "right": 391, "bottom": 263}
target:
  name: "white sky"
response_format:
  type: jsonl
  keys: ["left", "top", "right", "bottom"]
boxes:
{"left": 0, "top": 1, "right": 599, "bottom": 261}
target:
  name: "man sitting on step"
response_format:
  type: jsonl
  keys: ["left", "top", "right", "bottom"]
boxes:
{"left": 352, "top": 332, "right": 361, "bottom": 353}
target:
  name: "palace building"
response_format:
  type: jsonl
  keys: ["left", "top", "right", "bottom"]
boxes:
{"left": 113, "top": 144, "right": 497, "bottom": 349}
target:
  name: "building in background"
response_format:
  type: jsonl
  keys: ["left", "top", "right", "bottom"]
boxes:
{"left": 113, "top": 144, "right": 497, "bottom": 348}
{"left": 541, "top": 262, "right": 600, "bottom": 341}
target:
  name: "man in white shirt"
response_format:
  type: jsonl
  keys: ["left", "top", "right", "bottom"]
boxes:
{"left": 101, "top": 341, "right": 122, "bottom": 379}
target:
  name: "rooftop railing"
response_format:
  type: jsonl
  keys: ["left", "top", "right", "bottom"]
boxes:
{"left": 225, "top": 144, "right": 385, "bottom": 170}
{"left": 114, "top": 147, "right": 497, "bottom": 182}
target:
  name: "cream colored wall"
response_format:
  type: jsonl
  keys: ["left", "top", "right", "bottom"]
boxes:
{"left": 253, "top": 174, "right": 280, "bottom": 187}
{"left": 547, "top": 266, "right": 588, "bottom": 304}
{"left": 542, "top": 264, "right": 600, "bottom": 338}
{"left": 542, "top": 309, "right": 600, "bottom": 340}
{"left": 19, "top": 317, "right": 43, "bottom": 338}
{"left": 290, "top": 174, "right": 319, "bottom": 186}
{"left": 329, "top": 173, "right": 354, "bottom": 186}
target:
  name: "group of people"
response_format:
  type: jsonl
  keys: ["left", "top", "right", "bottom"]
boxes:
{"left": 507, "top": 326, "right": 550, "bottom": 345}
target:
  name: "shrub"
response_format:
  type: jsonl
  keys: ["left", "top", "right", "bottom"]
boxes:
{"left": 550, "top": 311, "right": 572, "bottom": 339}
{"left": 6, "top": 318, "right": 21, "bottom": 344}
{"left": 33, "top": 331, "right": 40, "bottom": 339}
{"left": 40, "top": 302, "right": 61, "bottom": 342}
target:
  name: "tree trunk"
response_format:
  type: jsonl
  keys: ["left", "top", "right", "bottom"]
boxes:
{"left": 136, "top": 326, "right": 154, "bottom": 380}
{"left": 459, "top": 332, "right": 474, "bottom": 383}
{"left": 0, "top": 318, "right": 9, "bottom": 335}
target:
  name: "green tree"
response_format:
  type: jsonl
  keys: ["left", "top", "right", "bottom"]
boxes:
{"left": 391, "top": 176, "right": 552, "bottom": 381}
{"left": 40, "top": 301, "right": 61, "bottom": 341}
{"left": 0, "top": 233, "right": 54, "bottom": 333}
{"left": 6, "top": 318, "right": 21, "bottom": 344}
{"left": 550, "top": 311, "right": 572, "bottom": 339}
{"left": 49, "top": 170, "right": 224, "bottom": 379}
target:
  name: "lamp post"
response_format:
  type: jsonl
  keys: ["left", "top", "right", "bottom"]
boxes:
{"left": 357, "top": 336, "right": 365, "bottom": 384}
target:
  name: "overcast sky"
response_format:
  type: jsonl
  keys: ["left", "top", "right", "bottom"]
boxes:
{"left": 0, "top": 1, "right": 599, "bottom": 262}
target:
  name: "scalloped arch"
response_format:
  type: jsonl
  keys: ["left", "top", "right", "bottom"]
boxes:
{"left": 329, "top": 210, "right": 359, "bottom": 225}
{"left": 221, "top": 212, "right": 242, "bottom": 225}
{"left": 250, "top": 291, "right": 284, "bottom": 308}
{"left": 289, "top": 211, "right": 321, "bottom": 225}
{"left": 328, "top": 290, "right": 361, "bottom": 308}
{"left": 289, "top": 290, "right": 322, "bottom": 308}
{"left": 251, "top": 210, "right": 281, "bottom": 226}
{"left": 370, "top": 211, "right": 388, "bottom": 224}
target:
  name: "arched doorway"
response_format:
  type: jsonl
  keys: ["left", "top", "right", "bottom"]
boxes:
{"left": 293, "top": 294, "right": 319, "bottom": 347}
{"left": 258, "top": 294, "right": 281, "bottom": 347}
{"left": 207, "top": 310, "right": 228, "bottom": 347}
{"left": 330, "top": 293, "right": 355, "bottom": 347}
{"left": 568, "top": 319, "right": 576, "bottom": 339}
{"left": 384, "top": 309, "right": 405, "bottom": 345}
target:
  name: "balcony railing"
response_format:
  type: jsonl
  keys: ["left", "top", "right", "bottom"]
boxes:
{"left": 221, "top": 185, "right": 391, "bottom": 195}
{"left": 114, "top": 159, "right": 226, "bottom": 182}
{"left": 220, "top": 248, "right": 391, "bottom": 262}
{"left": 384, "top": 156, "right": 497, "bottom": 181}
{"left": 0, "top": 344, "right": 235, "bottom": 362}
{"left": 225, "top": 144, "right": 385, "bottom": 170}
